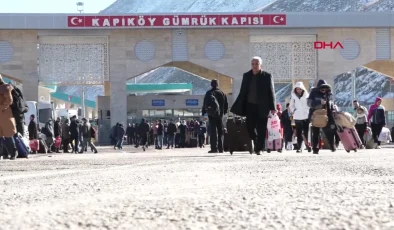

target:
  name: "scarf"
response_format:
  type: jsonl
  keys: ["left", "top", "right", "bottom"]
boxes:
{"left": 356, "top": 113, "right": 365, "bottom": 118}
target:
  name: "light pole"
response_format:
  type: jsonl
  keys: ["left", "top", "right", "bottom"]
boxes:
{"left": 351, "top": 70, "right": 356, "bottom": 101}
{"left": 76, "top": 2, "right": 86, "bottom": 118}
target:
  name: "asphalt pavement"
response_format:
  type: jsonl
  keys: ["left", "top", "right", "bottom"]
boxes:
{"left": 0, "top": 146, "right": 393, "bottom": 230}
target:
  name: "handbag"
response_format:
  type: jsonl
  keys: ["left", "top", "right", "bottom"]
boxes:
{"left": 312, "top": 109, "right": 328, "bottom": 128}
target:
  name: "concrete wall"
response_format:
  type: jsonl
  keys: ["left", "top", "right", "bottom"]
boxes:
{"left": 108, "top": 28, "right": 249, "bottom": 127}
{"left": 0, "top": 30, "right": 39, "bottom": 101}
{"left": 316, "top": 28, "right": 377, "bottom": 87}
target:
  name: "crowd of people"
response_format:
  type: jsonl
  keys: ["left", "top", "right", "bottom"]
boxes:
{"left": 2, "top": 58, "right": 394, "bottom": 160}
{"left": 104, "top": 56, "right": 393, "bottom": 155}
{"left": 108, "top": 118, "right": 209, "bottom": 151}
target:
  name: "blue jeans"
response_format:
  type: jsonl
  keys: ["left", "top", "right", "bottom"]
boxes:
{"left": 157, "top": 135, "right": 163, "bottom": 148}
{"left": 167, "top": 134, "right": 175, "bottom": 147}
{"left": 116, "top": 139, "right": 124, "bottom": 149}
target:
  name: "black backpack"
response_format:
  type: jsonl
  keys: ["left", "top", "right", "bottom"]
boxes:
{"left": 10, "top": 84, "right": 29, "bottom": 116}
{"left": 206, "top": 91, "right": 220, "bottom": 117}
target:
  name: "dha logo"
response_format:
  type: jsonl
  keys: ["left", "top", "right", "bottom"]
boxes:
{"left": 314, "top": 41, "right": 344, "bottom": 49}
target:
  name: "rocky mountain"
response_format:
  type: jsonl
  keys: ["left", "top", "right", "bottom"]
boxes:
{"left": 131, "top": 67, "right": 211, "bottom": 95}
{"left": 334, "top": 67, "right": 394, "bottom": 107}
{"left": 101, "top": 0, "right": 275, "bottom": 13}
{"left": 101, "top": 0, "right": 393, "bottom": 13}
{"left": 260, "top": 0, "right": 392, "bottom": 12}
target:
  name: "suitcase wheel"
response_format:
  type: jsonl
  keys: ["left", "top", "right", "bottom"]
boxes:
{"left": 230, "top": 150, "right": 233, "bottom": 155}
{"left": 267, "top": 149, "right": 271, "bottom": 153}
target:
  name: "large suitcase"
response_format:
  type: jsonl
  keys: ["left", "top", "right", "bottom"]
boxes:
{"left": 226, "top": 117, "right": 253, "bottom": 155}
{"left": 266, "top": 139, "right": 282, "bottom": 152}
{"left": 337, "top": 126, "right": 362, "bottom": 152}
{"left": 15, "top": 135, "right": 29, "bottom": 158}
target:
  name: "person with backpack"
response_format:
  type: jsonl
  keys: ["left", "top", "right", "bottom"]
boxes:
{"left": 202, "top": 79, "right": 228, "bottom": 153}
{"left": 230, "top": 57, "right": 276, "bottom": 155}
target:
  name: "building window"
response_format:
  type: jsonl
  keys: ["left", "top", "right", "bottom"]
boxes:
{"left": 142, "top": 110, "right": 149, "bottom": 117}
{"left": 174, "top": 109, "right": 183, "bottom": 117}
{"left": 150, "top": 109, "right": 165, "bottom": 117}
{"left": 165, "top": 109, "right": 173, "bottom": 117}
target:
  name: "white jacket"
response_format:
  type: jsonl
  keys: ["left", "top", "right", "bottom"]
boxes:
{"left": 289, "top": 82, "right": 310, "bottom": 120}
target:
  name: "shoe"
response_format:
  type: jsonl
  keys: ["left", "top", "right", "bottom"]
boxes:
{"left": 313, "top": 149, "right": 319, "bottom": 154}
{"left": 94, "top": 151, "right": 98, "bottom": 154}
{"left": 142, "top": 146, "right": 145, "bottom": 151}
{"left": 255, "top": 151, "right": 261, "bottom": 155}
{"left": 296, "top": 149, "right": 302, "bottom": 153}
{"left": 208, "top": 150, "right": 218, "bottom": 153}
{"left": 219, "top": 150, "right": 224, "bottom": 153}
{"left": 307, "top": 147, "right": 312, "bottom": 153}
{"left": 10, "top": 157, "right": 16, "bottom": 160}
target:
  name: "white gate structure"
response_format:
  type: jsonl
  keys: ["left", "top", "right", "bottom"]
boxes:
{"left": 38, "top": 36, "right": 109, "bottom": 85}
{"left": 249, "top": 35, "right": 317, "bottom": 83}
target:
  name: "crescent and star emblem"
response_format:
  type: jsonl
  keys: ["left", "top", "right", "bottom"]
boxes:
{"left": 70, "top": 17, "right": 83, "bottom": 25}
{"left": 273, "top": 16, "right": 283, "bottom": 24}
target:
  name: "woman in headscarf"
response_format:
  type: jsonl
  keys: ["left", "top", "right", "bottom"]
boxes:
{"left": 367, "top": 97, "right": 386, "bottom": 149}
{"left": 289, "top": 82, "right": 311, "bottom": 153}
{"left": 0, "top": 74, "right": 17, "bottom": 160}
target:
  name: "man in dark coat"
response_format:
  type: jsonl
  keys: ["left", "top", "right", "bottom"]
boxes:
{"left": 281, "top": 103, "right": 293, "bottom": 150}
{"left": 139, "top": 119, "right": 150, "bottom": 151}
{"left": 69, "top": 115, "right": 80, "bottom": 153}
{"left": 202, "top": 79, "right": 228, "bottom": 153}
{"left": 54, "top": 117, "right": 62, "bottom": 139}
{"left": 28, "top": 114, "right": 38, "bottom": 140}
{"left": 61, "top": 119, "right": 71, "bottom": 153}
{"left": 126, "top": 123, "right": 135, "bottom": 145}
{"left": 167, "top": 119, "right": 177, "bottom": 149}
{"left": 307, "top": 79, "right": 336, "bottom": 154}
{"left": 230, "top": 56, "right": 276, "bottom": 155}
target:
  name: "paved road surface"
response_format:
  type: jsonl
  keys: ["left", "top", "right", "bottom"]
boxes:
{"left": 1, "top": 147, "right": 394, "bottom": 230}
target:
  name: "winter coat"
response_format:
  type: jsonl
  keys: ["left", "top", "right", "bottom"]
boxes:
{"left": 281, "top": 109, "right": 293, "bottom": 141}
{"left": 368, "top": 98, "right": 386, "bottom": 126}
{"left": 117, "top": 126, "right": 125, "bottom": 140}
{"left": 355, "top": 114, "right": 367, "bottom": 125}
{"left": 202, "top": 88, "right": 228, "bottom": 117}
{"left": 45, "top": 121, "right": 54, "bottom": 138}
{"left": 307, "top": 80, "right": 334, "bottom": 122}
{"left": 28, "top": 120, "right": 38, "bottom": 140}
{"left": 289, "top": 82, "right": 310, "bottom": 120}
{"left": 157, "top": 123, "right": 164, "bottom": 135}
{"left": 81, "top": 122, "right": 91, "bottom": 138}
{"left": 54, "top": 121, "right": 62, "bottom": 138}
{"left": 0, "top": 84, "right": 16, "bottom": 137}
{"left": 139, "top": 122, "right": 150, "bottom": 136}
{"left": 231, "top": 70, "right": 276, "bottom": 118}
{"left": 126, "top": 126, "right": 135, "bottom": 136}
{"left": 70, "top": 120, "right": 80, "bottom": 137}
{"left": 61, "top": 122, "right": 70, "bottom": 139}
{"left": 167, "top": 123, "right": 177, "bottom": 135}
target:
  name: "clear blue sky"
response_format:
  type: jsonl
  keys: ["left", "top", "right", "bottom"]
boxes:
{"left": 0, "top": 0, "right": 116, "bottom": 13}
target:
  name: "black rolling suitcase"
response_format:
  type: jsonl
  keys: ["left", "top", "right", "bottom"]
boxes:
{"left": 225, "top": 117, "right": 253, "bottom": 155}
